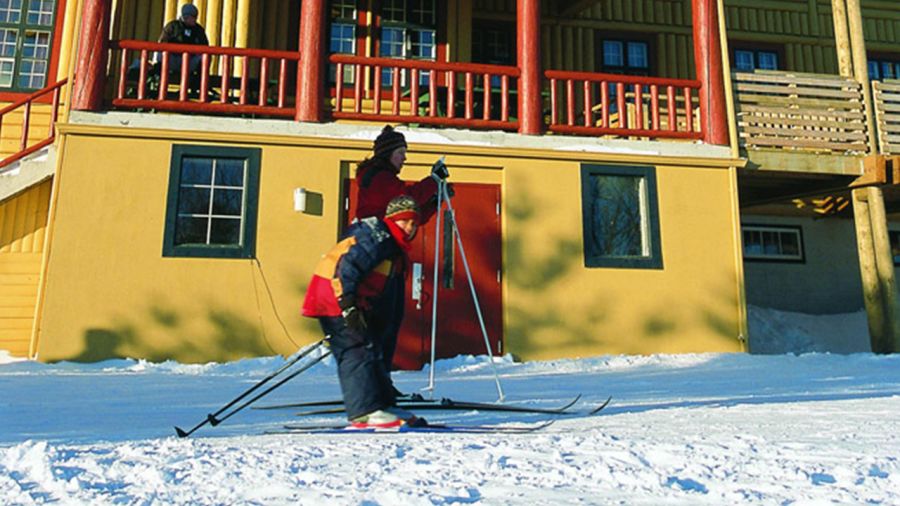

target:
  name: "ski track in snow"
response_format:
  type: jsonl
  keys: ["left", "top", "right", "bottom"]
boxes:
{"left": 3, "top": 349, "right": 900, "bottom": 504}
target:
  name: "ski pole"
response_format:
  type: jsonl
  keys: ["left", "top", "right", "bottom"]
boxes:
{"left": 208, "top": 348, "right": 332, "bottom": 428}
{"left": 174, "top": 339, "right": 325, "bottom": 438}
{"left": 425, "top": 177, "right": 446, "bottom": 396}
{"left": 441, "top": 182, "right": 505, "bottom": 401}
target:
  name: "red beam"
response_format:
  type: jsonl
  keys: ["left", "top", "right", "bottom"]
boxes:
{"left": 692, "top": 0, "right": 728, "bottom": 144}
{"left": 517, "top": 0, "right": 542, "bottom": 134}
{"left": 72, "top": 0, "right": 112, "bottom": 110}
{"left": 296, "top": 0, "right": 325, "bottom": 122}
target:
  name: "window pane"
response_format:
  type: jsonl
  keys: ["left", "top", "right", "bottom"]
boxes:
{"left": 627, "top": 42, "right": 648, "bottom": 69}
{"left": 869, "top": 60, "right": 881, "bottom": 80}
{"left": 380, "top": 27, "right": 405, "bottom": 57}
{"left": 175, "top": 216, "right": 208, "bottom": 244}
{"left": 603, "top": 40, "right": 623, "bottom": 67}
{"left": 209, "top": 218, "right": 241, "bottom": 245}
{"left": 212, "top": 188, "right": 243, "bottom": 216}
{"left": 331, "top": 0, "right": 356, "bottom": 20}
{"left": 743, "top": 230, "right": 762, "bottom": 255}
{"left": 410, "top": 0, "right": 435, "bottom": 25}
{"left": 762, "top": 231, "right": 779, "bottom": 254}
{"left": 588, "top": 174, "right": 645, "bottom": 257}
{"left": 735, "top": 50, "right": 754, "bottom": 71}
{"left": 0, "top": 0, "right": 22, "bottom": 23}
{"left": 330, "top": 23, "right": 355, "bottom": 54}
{"left": 0, "top": 29, "right": 16, "bottom": 57}
{"left": 780, "top": 232, "right": 799, "bottom": 256}
{"left": 178, "top": 187, "right": 211, "bottom": 215}
{"left": 215, "top": 159, "right": 245, "bottom": 186}
{"left": 0, "top": 58, "right": 13, "bottom": 86}
{"left": 181, "top": 157, "right": 213, "bottom": 184}
{"left": 882, "top": 61, "right": 896, "bottom": 79}
{"left": 27, "top": 0, "right": 53, "bottom": 25}
{"left": 382, "top": 0, "right": 405, "bottom": 22}
{"left": 758, "top": 51, "right": 778, "bottom": 70}
{"left": 410, "top": 29, "right": 435, "bottom": 59}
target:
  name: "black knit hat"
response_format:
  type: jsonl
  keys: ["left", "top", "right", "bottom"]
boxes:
{"left": 384, "top": 195, "right": 419, "bottom": 222}
{"left": 373, "top": 125, "right": 407, "bottom": 159}
{"left": 181, "top": 4, "right": 198, "bottom": 18}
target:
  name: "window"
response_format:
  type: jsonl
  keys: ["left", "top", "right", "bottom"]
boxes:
{"left": 0, "top": 0, "right": 56, "bottom": 90}
{"left": 868, "top": 57, "right": 900, "bottom": 80}
{"left": 329, "top": 0, "right": 358, "bottom": 84}
{"left": 889, "top": 230, "right": 900, "bottom": 265}
{"left": 378, "top": 0, "right": 437, "bottom": 87}
{"left": 742, "top": 225, "right": 804, "bottom": 262}
{"left": 598, "top": 38, "right": 650, "bottom": 75}
{"left": 163, "top": 145, "right": 261, "bottom": 259}
{"left": 732, "top": 49, "right": 780, "bottom": 72}
{"left": 472, "top": 22, "right": 514, "bottom": 66}
{"left": 580, "top": 164, "right": 663, "bottom": 269}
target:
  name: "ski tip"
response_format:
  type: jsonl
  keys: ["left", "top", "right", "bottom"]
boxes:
{"left": 589, "top": 396, "right": 613, "bottom": 415}
{"left": 174, "top": 426, "right": 189, "bottom": 438}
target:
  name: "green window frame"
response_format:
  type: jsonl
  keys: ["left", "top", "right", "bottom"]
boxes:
{"left": 0, "top": 0, "right": 57, "bottom": 91}
{"left": 580, "top": 164, "right": 663, "bottom": 269}
{"left": 163, "top": 145, "right": 261, "bottom": 259}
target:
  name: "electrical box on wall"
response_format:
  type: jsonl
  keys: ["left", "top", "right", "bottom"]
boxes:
{"left": 293, "top": 188, "right": 307, "bottom": 212}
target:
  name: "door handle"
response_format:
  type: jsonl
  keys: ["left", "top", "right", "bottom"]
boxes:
{"left": 411, "top": 262, "right": 423, "bottom": 309}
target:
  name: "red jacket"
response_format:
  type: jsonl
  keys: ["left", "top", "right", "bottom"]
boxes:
{"left": 356, "top": 157, "right": 437, "bottom": 223}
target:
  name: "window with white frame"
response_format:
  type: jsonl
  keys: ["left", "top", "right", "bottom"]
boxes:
{"left": 163, "top": 145, "right": 261, "bottom": 259}
{"left": 0, "top": 0, "right": 56, "bottom": 91}
{"left": 742, "top": 225, "right": 804, "bottom": 262}
{"left": 329, "top": 0, "right": 357, "bottom": 84}
{"left": 581, "top": 164, "right": 663, "bottom": 269}
{"left": 379, "top": 0, "right": 437, "bottom": 87}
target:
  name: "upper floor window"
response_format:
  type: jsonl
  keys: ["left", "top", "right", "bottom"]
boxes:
{"left": 868, "top": 57, "right": 900, "bottom": 80}
{"left": 163, "top": 145, "right": 261, "bottom": 259}
{"left": 379, "top": 0, "right": 436, "bottom": 86}
{"left": 0, "top": 0, "right": 56, "bottom": 91}
{"left": 598, "top": 38, "right": 650, "bottom": 75}
{"left": 733, "top": 49, "right": 779, "bottom": 72}
{"left": 580, "top": 164, "right": 663, "bottom": 269}
{"left": 472, "top": 21, "right": 514, "bottom": 66}
{"left": 742, "top": 224, "right": 803, "bottom": 262}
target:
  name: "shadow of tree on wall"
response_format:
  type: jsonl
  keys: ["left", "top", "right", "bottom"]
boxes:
{"left": 504, "top": 180, "right": 741, "bottom": 358}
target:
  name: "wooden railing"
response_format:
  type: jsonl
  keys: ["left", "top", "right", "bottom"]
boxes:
{"left": 329, "top": 54, "right": 520, "bottom": 130}
{"left": 545, "top": 70, "right": 703, "bottom": 139}
{"left": 0, "top": 79, "right": 66, "bottom": 172}
{"left": 733, "top": 70, "right": 869, "bottom": 154}
{"left": 873, "top": 79, "right": 900, "bottom": 155}
{"left": 110, "top": 40, "right": 301, "bottom": 117}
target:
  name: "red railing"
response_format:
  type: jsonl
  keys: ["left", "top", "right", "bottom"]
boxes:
{"left": 329, "top": 54, "right": 520, "bottom": 131}
{"left": 545, "top": 70, "right": 703, "bottom": 139}
{"left": 0, "top": 79, "right": 66, "bottom": 171}
{"left": 110, "top": 40, "right": 301, "bottom": 117}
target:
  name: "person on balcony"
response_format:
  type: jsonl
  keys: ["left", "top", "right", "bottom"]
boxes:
{"left": 354, "top": 125, "right": 451, "bottom": 383}
{"left": 302, "top": 195, "right": 426, "bottom": 429}
{"left": 157, "top": 4, "right": 209, "bottom": 76}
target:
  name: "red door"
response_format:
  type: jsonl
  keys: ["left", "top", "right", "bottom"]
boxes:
{"left": 344, "top": 180, "right": 503, "bottom": 370}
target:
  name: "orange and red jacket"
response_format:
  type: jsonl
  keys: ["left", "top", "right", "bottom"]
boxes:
{"left": 302, "top": 217, "right": 412, "bottom": 317}
{"left": 355, "top": 157, "right": 437, "bottom": 224}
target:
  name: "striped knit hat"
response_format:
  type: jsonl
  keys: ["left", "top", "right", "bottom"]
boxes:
{"left": 384, "top": 195, "right": 419, "bottom": 222}
{"left": 373, "top": 125, "right": 407, "bottom": 159}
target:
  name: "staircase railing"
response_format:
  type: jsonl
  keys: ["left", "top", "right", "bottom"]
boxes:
{"left": 0, "top": 79, "right": 67, "bottom": 172}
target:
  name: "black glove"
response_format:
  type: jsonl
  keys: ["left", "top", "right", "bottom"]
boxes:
{"left": 431, "top": 158, "right": 450, "bottom": 180}
{"left": 445, "top": 183, "right": 455, "bottom": 199}
{"left": 339, "top": 296, "right": 367, "bottom": 332}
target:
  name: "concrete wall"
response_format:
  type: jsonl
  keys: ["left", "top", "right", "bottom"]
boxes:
{"left": 742, "top": 214, "right": 865, "bottom": 314}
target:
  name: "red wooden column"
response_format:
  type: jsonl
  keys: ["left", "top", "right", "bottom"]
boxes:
{"left": 72, "top": 0, "right": 112, "bottom": 111}
{"left": 692, "top": 0, "right": 728, "bottom": 145}
{"left": 296, "top": 0, "right": 326, "bottom": 122}
{"left": 517, "top": 0, "right": 542, "bottom": 135}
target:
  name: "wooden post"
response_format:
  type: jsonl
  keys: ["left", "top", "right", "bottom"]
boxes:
{"left": 72, "top": 0, "right": 113, "bottom": 111}
{"left": 296, "top": 0, "right": 326, "bottom": 122}
{"left": 517, "top": 0, "right": 542, "bottom": 135}
{"left": 692, "top": 0, "right": 728, "bottom": 145}
{"left": 839, "top": 0, "right": 900, "bottom": 353}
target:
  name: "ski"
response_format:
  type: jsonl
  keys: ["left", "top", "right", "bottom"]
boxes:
{"left": 292, "top": 394, "right": 583, "bottom": 417}
{"left": 254, "top": 393, "right": 434, "bottom": 411}
{"left": 267, "top": 420, "right": 555, "bottom": 435}
{"left": 590, "top": 396, "right": 613, "bottom": 415}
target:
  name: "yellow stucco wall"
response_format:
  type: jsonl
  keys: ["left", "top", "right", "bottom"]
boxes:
{"left": 34, "top": 123, "right": 742, "bottom": 363}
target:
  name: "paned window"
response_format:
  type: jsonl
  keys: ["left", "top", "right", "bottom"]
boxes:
{"left": 868, "top": 57, "right": 900, "bottom": 80}
{"left": 0, "top": 0, "right": 56, "bottom": 91}
{"left": 599, "top": 39, "right": 649, "bottom": 75}
{"left": 329, "top": 0, "right": 357, "bottom": 84}
{"left": 733, "top": 49, "right": 779, "bottom": 72}
{"left": 163, "top": 145, "right": 261, "bottom": 259}
{"left": 742, "top": 225, "right": 804, "bottom": 262}
{"left": 581, "top": 164, "right": 663, "bottom": 269}
{"left": 379, "top": 0, "right": 436, "bottom": 87}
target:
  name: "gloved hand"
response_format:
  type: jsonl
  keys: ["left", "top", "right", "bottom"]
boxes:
{"left": 339, "top": 296, "right": 367, "bottom": 332}
{"left": 431, "top": 157, "right": 450, "bottom": 180}
{"left": 445, "top": 183, "right": 455, "bottom": 199}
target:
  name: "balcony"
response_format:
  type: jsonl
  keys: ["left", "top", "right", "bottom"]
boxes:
{"left": 107, "top": 41, "right": 707, "bottom": 143}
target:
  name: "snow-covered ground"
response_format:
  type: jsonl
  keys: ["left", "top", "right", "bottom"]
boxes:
{"left": 2, "top": 306, "right": 899, "bottom": 505}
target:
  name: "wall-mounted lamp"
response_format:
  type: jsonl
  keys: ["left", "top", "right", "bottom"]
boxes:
{"left": 293, "top": 188, "right": 307, "bottom": 212}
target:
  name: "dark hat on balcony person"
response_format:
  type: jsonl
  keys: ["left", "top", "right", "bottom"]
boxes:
{"left": 373, "top": 125, "right": 407, "bottom": 159}
{"left": 181, "top": 4, "right": 199, "bottom": 19}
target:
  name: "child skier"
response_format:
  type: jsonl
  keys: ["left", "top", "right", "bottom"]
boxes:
{"left": 301, "top": 195, "right": 425, "bottom": 428}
